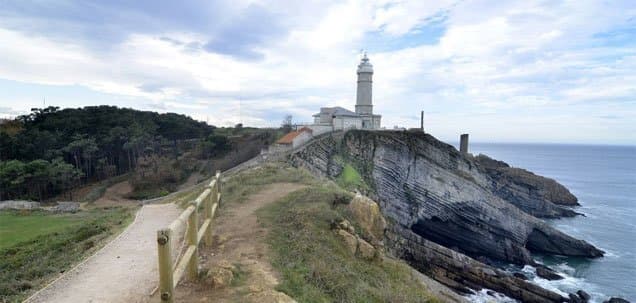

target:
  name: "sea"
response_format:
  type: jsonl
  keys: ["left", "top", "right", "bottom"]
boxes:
{"left": 460, "top": 143, "right": 636, "bottom": 302}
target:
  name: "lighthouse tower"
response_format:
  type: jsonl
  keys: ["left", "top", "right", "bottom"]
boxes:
{"left": 355, "top": 53, "right": 373, "bottom": 115}
{"left": 355, "top": 53, "right": 381, "bottom": 129}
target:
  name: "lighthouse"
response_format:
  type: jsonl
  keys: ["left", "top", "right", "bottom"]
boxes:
{"left": 309, "top": 53, "right": 381, "bottom": 132}
{"left": 355, "top": 53, "right": 381, "bottom": 129}
{"left": 356, "top": 52, "right": 373, "bottom": 116}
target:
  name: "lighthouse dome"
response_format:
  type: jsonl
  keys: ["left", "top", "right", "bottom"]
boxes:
{"left": 357, "top": 53, "right": 373, "bottom": 74}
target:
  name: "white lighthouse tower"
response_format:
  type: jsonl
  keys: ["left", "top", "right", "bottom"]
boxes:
{"left": 308, "top": 53, "right": 382, "bottom": 132}
{"left": 355, "top": 53, "right": 381, "bottom": 129}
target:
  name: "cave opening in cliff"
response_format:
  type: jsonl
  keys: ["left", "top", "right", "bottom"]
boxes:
{"left": 525, "top": 228, "right": 563, "bottom": 255}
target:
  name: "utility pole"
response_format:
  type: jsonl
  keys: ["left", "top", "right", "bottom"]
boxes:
{"left": 420, "top": 111, "right": 424, "bottom": 132}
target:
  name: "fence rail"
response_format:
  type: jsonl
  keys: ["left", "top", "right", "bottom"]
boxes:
{"left": 156, "top": 171, "right": 222, "bottom": 303}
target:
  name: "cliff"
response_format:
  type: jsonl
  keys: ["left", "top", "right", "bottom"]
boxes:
{"left": 474, "top": 154, "right": 580, "bottom": 217}
{"left": 290, "top": 130, "right": 603, "bottom": 302}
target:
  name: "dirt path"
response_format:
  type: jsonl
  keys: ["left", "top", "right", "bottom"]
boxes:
{"left": 93, "top": 180, "right": 137, "bottom": 208}
{"left": 175, "top": 183, "right": 307, "bottom": 303}
{"left": 25, "top": 203, "right": 181, "bottom": 303}
{"left": 177, "top": 172, "right": 202, "bottom": 191}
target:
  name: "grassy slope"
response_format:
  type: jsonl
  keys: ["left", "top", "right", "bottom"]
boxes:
{"left": 0, "top": 213, "right": 83, "bottom": 249}
{"left": 337, "top": 163, "right": 369, "bottom": 192}
{"left": 222, "top": 164, "right": 438, "bottom": 303}
{"left": 0, "top": 208, "right": 134, "bottom": 302}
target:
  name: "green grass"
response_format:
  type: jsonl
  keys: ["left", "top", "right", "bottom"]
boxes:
{"left": 336, "top": 163, "right": 370, "bottom": 192}
{"left": 230, "top": 263, "right": 248, "bottom": 287}
{"left": 0, "top": 212, "right": 84, "bottom": 249}
{"left": 0, "top": 208, "right": 134, "bottom": 302}
{"left": 221, "top": 164, "right": 438, "bottom": 303}
{"left": 257, "top": 186, "right": 438, "bottom": 303}
{"left": 170, "top": 182, "right": 208, "bottom": 209}
{"left": 221, "top": 163, "right": 317, "bottom": 205}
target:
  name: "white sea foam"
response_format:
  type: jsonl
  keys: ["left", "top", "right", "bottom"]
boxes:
{"left": 553, "top": 263, "right": 575, "bottom": 275}
{"left": 601, "top": 248, "right": 619, "bottom": 258}
{"left": 465, "top": 289, "right": 517, "bottom": 303}
{"left": 519, "top": 264, "right": 607, "bottom": 303}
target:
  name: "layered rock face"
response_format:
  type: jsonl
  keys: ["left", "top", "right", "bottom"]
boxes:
{"left": 292, "top": 130, "right": 602, "bottom": 265}
{"left": 473, "top": 154, "right": 580, "bottom": 217}
{"left": 290, "top": 130, "right": 605, "bottom": 302}
{"left": 386, "top": 224, "right": 567, "bottom": 302}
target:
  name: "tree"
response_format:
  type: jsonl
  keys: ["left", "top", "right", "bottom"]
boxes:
{"left": 197, "top": 134, "right": 231, "bottom": 159}
{"left": 63, "top": 135, "right": 97, "bottom": 179}
{"left": 0, "top": 158, "right": 81, "bottom": 200}
{"left": 26, "top": 159, "right": 50, "bottom": 201}
{"left": 1, "top": 105, "right": 214, "bottom": 200}
{"left": 49, "top": 158, "right": 82, "bottom": 200}
{"left": 0, "top": 160, "right": 26, "bottom": 200}
{"left": 281, "top": 115, "right": 293, "bottom": 133}
{"left": 0, "top": 132, "right": 14, "bottom": 160}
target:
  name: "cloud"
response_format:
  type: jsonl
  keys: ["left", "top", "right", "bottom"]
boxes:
{"left": 0, "top": 106, "right": 25, "bottom": 117}
{"left": 0, "top": 0, "right": 634, "bottom": 144}
{"left": 202, "top": 3, "right": 287, "bottom": 60}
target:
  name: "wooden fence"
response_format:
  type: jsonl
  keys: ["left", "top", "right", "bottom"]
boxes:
{"left": 156, "top": 171, "right": 222, "bottom": 303}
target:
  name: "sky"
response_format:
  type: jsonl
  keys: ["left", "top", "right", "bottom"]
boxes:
{"left": 0, "top": 0, "right": 635, "bottom": 145}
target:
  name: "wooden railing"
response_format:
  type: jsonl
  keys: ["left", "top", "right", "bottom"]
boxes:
{"left": 156, "top": 171, "right": 222, "bottom": 303}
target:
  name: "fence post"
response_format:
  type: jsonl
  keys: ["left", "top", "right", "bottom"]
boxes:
{"left": 187, "top": 203, "right": 199, "bottom": 281}
{"left": 157, "top": 228, "right": 174, "bottom": 303}
{"left": 216, "top": 170, "right": 222, "bottom": 198}
{"left": 203, "top": 184, "right": 213, "bottom": 246}
{"left": 212, "top": 180, "right": 219, "bottom": 206}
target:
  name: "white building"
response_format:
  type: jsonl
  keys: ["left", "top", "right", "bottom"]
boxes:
{"left": 308, "top": 53, "right": 381, "bottom": 134}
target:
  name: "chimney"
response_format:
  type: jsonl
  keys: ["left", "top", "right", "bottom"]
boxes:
{"left": 460, "top": 134, "right": 469, "bottom": 154}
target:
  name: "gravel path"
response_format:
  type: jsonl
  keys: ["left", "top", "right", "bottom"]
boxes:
{"left": 25, "top": 203, "right": 181, "bottom": 303}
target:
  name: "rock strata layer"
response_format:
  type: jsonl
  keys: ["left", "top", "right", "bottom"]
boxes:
{"left": 473, "top": 154, "right": 580, "bottom": 217}
{"left": 386, "top": 224, "right": 567, "bottom": 303}
{"left": 290, "top": 130, "right": 604, "bottom": 300}
{"left": 291, "top": 130, "right": 602, "bottom": 264}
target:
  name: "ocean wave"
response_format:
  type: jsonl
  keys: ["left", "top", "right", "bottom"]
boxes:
{"left": 519, "top": 264, "right": 606, "bottom": 303}
{"left": 465, "top": 289, "right": 517, "bottom": 303}
{"left": 600, "top": 247, "right": 620, "bottom": 258}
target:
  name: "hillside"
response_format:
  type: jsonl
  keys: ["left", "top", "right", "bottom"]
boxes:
{"left": 0, "top": 106, "right": 284, "bottom": 302}
{"left": 0, "top": 106, "right": 281, "bottom": 202}
{"left": 172, "top": 164, "right": 461, "bottom": 303}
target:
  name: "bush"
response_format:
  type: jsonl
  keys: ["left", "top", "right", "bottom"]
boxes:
{"left": 128, "top": 155, "right": 193, "bottom": 199}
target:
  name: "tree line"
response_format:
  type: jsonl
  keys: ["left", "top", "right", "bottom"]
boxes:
{"left": 0, "top": 106, "right": 217, "bottom": 201}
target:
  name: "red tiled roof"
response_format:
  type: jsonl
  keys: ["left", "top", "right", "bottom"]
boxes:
{"left": 276, "top": 131, "right": 301, "bottom": 144}
{"left": 276, "top": 127, "right": 312, "bottom": 144}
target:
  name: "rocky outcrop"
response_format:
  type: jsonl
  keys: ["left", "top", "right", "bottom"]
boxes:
{"left": 0, "top": 200, "right": 79, "bottom": 213}
{"left": 536, "top": 265, "right": 564, "bottom": 280}
{"left": 333, "top": 218, "right": 380, "bottom": 261}
{"left": 0, "top": 200, "right": 41, "bottom": 210}
{"left": 48, "top": 201, "right": 80, "bottom": 213}
{"left": 292, "top": 130, "right": 602, "bottom": 265}
{"left": 474, "top": 154, "right": 580, "bottom": 217}
{"left": 386, "top": 224, "right": 567, "bottom": 303}
{"left": 289, "top": 131, "right": 344, "bottom": 178}
{"left": 290, "top": 130, "right": 604, "bottom": 300}
{"left": 347, "top": 194, "right": 386, "bottom": 245}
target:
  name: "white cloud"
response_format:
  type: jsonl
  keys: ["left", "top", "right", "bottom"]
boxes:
{"left": 373, "top": 0, "right": 454, "bottom": 35}
{"left": 0, "top": 0, "right": 634, "bottom": 143}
